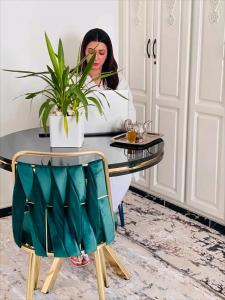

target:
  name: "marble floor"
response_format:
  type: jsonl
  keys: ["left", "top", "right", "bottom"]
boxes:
{"left": 0, "top": 191, "right": 224, "bottom": 300}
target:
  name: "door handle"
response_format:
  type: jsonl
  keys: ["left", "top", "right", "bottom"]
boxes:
{"left": 152, "top": 38, "right": 157, "bottom": 59}
{"left": 146, "top": 38, "right": 151, "bottom": 58}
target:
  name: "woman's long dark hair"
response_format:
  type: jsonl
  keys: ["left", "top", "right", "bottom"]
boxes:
{"left": 79, "top": 28, "right": 119, "bottom": 90}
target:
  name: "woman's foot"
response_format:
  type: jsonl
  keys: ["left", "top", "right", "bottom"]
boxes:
{"left": 81, "top": 253, "right": 89, "bottom": 265}
{"left": 70, "top": 254, "right": 90, "bottom": 267}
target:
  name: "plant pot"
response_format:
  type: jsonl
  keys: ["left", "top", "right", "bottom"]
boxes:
{"left": 49, "top": 115, "right": 84, "bottom": 148}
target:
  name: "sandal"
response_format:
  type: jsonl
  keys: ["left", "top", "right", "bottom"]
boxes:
{"left": 70, "top": 254, "right": 90, "bottom": 267}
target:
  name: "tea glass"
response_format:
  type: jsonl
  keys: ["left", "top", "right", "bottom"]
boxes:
{"left": 135, "top": 123, "right": 145, "bottom": 142}
{"left": 126, "top": 124, "right": 137, "bottom": 143}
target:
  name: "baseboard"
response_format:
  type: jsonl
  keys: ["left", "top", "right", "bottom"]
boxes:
{"left": 129, "top": 186, "right": 225, "bottom": 236}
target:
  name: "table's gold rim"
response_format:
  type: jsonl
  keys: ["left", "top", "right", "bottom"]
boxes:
{"left": 0, "top": 159, "right": 9, "bottom": 165}
{"left": 0, "top": 153, "right": 164, "bottom": 175}
{"left": 109, "top": 151, "right": 164, "bottom": 175}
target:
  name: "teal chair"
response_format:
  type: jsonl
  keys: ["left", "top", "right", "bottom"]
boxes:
{"left": 12, "top": 150, "right": 130, "bottom": 300}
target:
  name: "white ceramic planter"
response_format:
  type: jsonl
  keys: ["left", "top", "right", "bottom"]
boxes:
{"left": 49, "top": 115, "right": 84, "bottom": 148}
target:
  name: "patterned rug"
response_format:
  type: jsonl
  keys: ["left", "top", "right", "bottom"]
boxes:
{"left": 120, "top": 191, "right": 225, "bottom": 299}
{"left": 0, "top": 191, "right": 224, "bottom": 300}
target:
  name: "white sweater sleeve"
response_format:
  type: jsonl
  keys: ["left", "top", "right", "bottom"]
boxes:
{"left": 117, "top": 74, "right": 136, "bottom": 122}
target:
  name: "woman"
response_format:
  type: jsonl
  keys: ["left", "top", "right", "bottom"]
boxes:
{"left": 80, "top": 28, "right": 136, "bottom": 119}
{"left": 70, "top": 28, "right": 136, "bottom": 267}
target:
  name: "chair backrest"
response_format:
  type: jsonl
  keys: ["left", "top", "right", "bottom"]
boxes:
{"left": 11, "top": 150, "right": 115, "bottom": 257}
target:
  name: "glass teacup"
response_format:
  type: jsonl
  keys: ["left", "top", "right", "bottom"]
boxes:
{"left": 127, "top": 124, "right": 137, "bottom": 143}
{"left": 135, "top": 123, "right": 145, "bottom": 142}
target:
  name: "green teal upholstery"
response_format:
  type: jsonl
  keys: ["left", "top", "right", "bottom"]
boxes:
{"left": 86, "top": 160, "right": 115, "bottom": 245}
{"left": 12, "top": 159, "right": 115, "bottom": 257}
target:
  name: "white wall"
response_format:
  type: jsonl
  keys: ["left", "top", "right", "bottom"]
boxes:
{"left": 0, "top": 0, "right": 119, "bottom": 207}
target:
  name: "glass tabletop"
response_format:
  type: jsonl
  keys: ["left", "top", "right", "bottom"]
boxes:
{"left": 0, "top": 128, "right": 164, "bottom": 176}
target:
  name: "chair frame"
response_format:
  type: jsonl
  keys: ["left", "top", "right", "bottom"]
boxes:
{"left": 12, "top": 150, "right": 130, "bottom": 300}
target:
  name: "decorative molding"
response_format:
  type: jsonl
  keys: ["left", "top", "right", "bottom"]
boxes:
{"left": 133, "top": 0, "right": 143, "bottom": 26}
{"left": 119, "top": 0, "right": 129, "bottom": 78}
{"left": 167, "top": 0, "right": 176, "bottom": 26}
{"left": 209, "top": 0, "right": 221, "bottom": 24}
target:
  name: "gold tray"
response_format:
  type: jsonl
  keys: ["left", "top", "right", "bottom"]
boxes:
{"left": 111, "top": 132, "right": 163, "bottom": 146}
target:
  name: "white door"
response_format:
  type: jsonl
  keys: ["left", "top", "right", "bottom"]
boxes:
{"left": 186, "top": 0, "right": 225, "bottom": 220}
{"left": 149, "top": 0, "right": 192, "bottom": 203}
{"left": 119, "top": 0, "right": 154, "bottom": 190}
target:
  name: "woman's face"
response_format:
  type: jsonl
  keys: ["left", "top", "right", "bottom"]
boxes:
{"left": 85, "top": 41, "right": 108, "bottom": 72}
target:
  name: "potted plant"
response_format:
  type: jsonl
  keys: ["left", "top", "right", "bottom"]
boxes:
{"left": 4, "top": 33, "right": 114, "bottom": 147}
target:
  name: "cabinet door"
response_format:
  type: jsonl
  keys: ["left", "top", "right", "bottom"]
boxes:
{"left": 150, "top": 0, "right": 192, "bottom": 202}
{"left": 186, "top": 0, "right": 225, "bottom": 220}
{"left": 120, "top": 0, "right": 154, "bottom": 190}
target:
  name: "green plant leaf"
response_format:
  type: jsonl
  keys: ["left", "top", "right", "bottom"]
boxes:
{"left": 25, "top": 90, "right": 43, "bottom": 99}
{"left": 2, "top": 68, "right": 47, "bottom": 74}
{"left": 61, "top": 96, "right": 70, "bottom": 116}
{"left": 72, "top": 86, "right": 89, "bottom": 119}
{"left": 62, "top": 66, "right": 69, "bottom": 89}
{"left": 113, "top": 90, "right": 128, "bottom": 100}
{"left": 45, "top": 33, "right": 60, "bottom": 79}
{"left": 15, "top": 71, "right": 56, "bottom": 89}
{"left": 41, "top": 103, "right": 55, "bottom": 133}
{"left": 98, "top": 91, "right": 110, "bottom": 108}
{"left": 78, "top": 53, "right": 96, "bottom": 88}
{"left": 46, "top": 65, "right": 60, "bottom": 91}
{"left": 87, "top": 70, "right": 117, "bottom": 85}
{"left": 63, "top": 116, "right": 68, "bottom": 136}
{"left": 83, "top": 87, "right": 97, "bottom": 95}
{"left": 39, "top": 100, "right": 52, "bottom": 118}
{"left": 3, "top": 69, "right": 55, "bottom": 89}
{"left": 74, "top": 109, "right": 79, "bottom": 123}
{"left": 87, "top": 96, "right": 104, "bottom": 114}
{"left": 68, "top": 53, "right": 89, "bottom": 80}
{"left": 58, "top": 38, "right": 64, "bottom": 78}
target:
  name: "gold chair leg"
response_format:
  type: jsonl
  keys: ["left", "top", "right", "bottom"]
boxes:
{"left": 99, "top": 248, "right": 109, "bottom": 288}
{"left": 103, "top": 245, "right": 130, "bottom": 280}
{"left": 94, "top": 249, "right": 106, "bottom": 300}
{"left": 41, "top": 258, "right": 64, "bottom": 294}
{"left": 26, "top": 252, "right": 37, "bottom": 300}
{"left": 34, "top": 256, "right": 41, "bottom": 290}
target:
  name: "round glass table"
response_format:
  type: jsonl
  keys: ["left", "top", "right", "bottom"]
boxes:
{"left": 0, "top": 128, "right": 164, "bottom": 176}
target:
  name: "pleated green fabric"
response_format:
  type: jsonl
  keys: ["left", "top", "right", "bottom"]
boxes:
{"left": 13, "top": 163, "right": 47, "bottom": 256}
{"left": 86, "top": 160, "right": 115, "bottom": 244}
{"left": 12, "top": 159, "right": 113, "bottom": 257}
{"left": 66, "top": 165, "right": 97, "bottom": 254}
